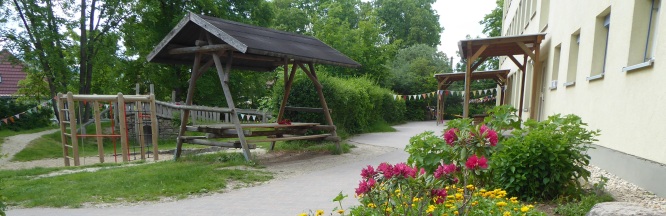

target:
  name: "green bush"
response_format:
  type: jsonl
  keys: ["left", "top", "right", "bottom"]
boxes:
{"left": 404, "top": 131, "right": 451, "bottom": 173}
{"left": 273, "top": 73, "right": 406, "bottom": 135}
{"left": 0, "top": 99, "right": 53, "bottom": 131}
{"left": 492, "top": 114, "right": 600, "bottom": 201}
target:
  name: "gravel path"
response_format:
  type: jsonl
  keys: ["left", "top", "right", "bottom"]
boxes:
{"left": 0, "top": 129, "right": 59, "bottom": 165}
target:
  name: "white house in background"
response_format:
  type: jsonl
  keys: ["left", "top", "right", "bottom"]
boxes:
{"left": 501, "top": 0, "right": 666, "bottom": 197}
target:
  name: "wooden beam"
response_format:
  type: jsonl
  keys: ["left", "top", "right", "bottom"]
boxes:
{"left": 470, "top": 56, "right": 488, "bottom": 72}
{"left": 518, "top": 54, "right": 528, "bottom": 121}
{"left": 470, "top": 44, "right": 489, "bottom": 63}
{"left": 508, "top": 55, "right": 525, "bottom": 69}
{"left": 302, "top": 63, "right": 339, "bottom": 151}
{"left": 516, "top": 42, "right": 536, "bottom": 60}
{"left": 174, "top": 51, "right": 202, "bottom": 159}
{"left": 530, "top": 41, "right": 542, "bottom": 120}
{"left": 284, "top": 106, "right": 331, "bottom": 113}
{"left": 183, "top": 139, "right": 257, "bottom": 149}
{"left": 463, "top": 41, "right": 473, "bottom": 118}
{"left": 168, "top": 44, "right": 234, "bottom": 55}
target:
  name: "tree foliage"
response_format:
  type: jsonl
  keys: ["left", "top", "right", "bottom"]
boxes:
{"left": 374, "top": 0, "right": 442, "bottom": 48}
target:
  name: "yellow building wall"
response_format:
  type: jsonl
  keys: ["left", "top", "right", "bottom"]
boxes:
{"left": 501, "top": 0, "right": 666, "bottom": 164}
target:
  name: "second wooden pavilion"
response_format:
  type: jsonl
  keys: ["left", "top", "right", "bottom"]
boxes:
{"left": 147, "top": 12, "right": 360, "bottom": 161}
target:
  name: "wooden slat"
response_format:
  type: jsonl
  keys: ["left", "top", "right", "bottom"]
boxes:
{"left": 184, "top": 139, "right": 256, "bottom": 149}
{"left": 244, "top": 134, "right": 332, "bottom": 143}
{"left": 284, "top": 106, "right": 332, "bottom": 113}
{"left": 65, "top": 144, "right": 73, "bottom": 148}
{"left": 201, "top": 122, "right": 320, "bottom": 130}
{"left": 178, "top": 136, "right": 207, "bottom": 140}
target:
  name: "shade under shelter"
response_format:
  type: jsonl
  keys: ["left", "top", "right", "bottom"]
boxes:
{"left": 433, "top": 70, "right": 509, "bottom": 124}
{"left": 458, "top": 33, "right": 545, "bottom": 120}
{"left": 147, "top": 12, "right": 360, "bottom": 161}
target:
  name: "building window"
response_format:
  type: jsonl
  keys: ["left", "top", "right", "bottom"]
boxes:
{"left": 625, "top": 0, "right": 661, "bottom": 71}
{"left": 589, "top": 12, "right": 610, "bottom": 80}
{"left": 565, "top": 33, "right": 580, "bottom": 87}
{"left": 540, "top": 0, "right": 550, "bottom": 31}
{"left": 550, "top": 44, "right": 561, "bottom": 90}
{"left": 0, "top": 74, "right": 2, "bottom": 83}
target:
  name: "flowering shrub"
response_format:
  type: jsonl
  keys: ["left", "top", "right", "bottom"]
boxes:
{"left": 345, "top": 162, "right": 544, "bottom": 216}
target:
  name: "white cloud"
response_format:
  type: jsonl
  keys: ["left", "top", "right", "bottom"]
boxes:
{"left": 433, "top": 0, "right": 496, "bottom": 67}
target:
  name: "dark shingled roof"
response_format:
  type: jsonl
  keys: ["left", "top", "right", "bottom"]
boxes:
{"left": 147, "top": 13, "right": 361, "bottom": 71}
{"left": 0, "top": 51, "right": 26, "bottom": 97}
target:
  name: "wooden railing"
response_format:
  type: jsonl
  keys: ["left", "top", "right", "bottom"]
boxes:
{"left": 149, "top": 101, "right": 271, "bottom": 124}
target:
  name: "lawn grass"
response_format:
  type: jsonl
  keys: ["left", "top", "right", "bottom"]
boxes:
{"left": 1, "top": 152, "right": 272, "bottom": 208}
{"left": 554, "top": 191, "right": 614, "bottom": 216}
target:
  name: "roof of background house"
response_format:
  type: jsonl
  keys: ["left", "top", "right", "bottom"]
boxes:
{"left": 0, "top": 51, "right": 27, "bottom": 97}
{"left": 147, "top": 12, "right": 361, "bottom": 71}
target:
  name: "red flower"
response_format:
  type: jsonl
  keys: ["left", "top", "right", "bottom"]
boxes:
{"left": 465, "top": 155, "right": 489, "bottom": 170}
{"left": 355, "top": 178, "right": 376, "bottom": 195}
{"left": 393, "top": 162, "right": 417, "bottom": 178}
{"left": 434, "top": 163, "right": 457, "bottom": 179}
{"left": 361, "top": 165, "right": 377, "bottom": 179}
{"left": 444, "top": 128, "right": 458, "bottom": 146}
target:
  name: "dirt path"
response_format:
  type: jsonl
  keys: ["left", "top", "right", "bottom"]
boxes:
{"left": 0, "top": 129, "right": 59, "bottom": 165}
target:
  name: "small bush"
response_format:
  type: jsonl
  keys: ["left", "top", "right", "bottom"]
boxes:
{"left": 273, "top": 74, "right": 406, "bottom": 135}
{"left": 492, "top": 114, "right": 600, "bottom": 201}
{"left": 0, "top": 99, "right": 53, "bottom": 131}
{"left": 405, "top": 131, "right": 451, "bottom": 173}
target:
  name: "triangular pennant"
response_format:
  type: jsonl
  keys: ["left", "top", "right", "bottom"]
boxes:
{"left": 252, "top": 115, "right": 257, "bottom": 121}
{"left": 418, "top": 95, "right": 422, "bottom": 100}
{"left": 393, "top": 95, "right": 397, "bottom": 100}
{"left": 15, "top": 114, "right": 20, "bottom": 119}
{"left": 9, "top": 117, "right": 15, "bottom": 123}
{"left": 403, "top": 95, "right": 407, "bottom": 100}
{"left": 246, "top": 115, "right": 250, "bottom": 120}
{"left": 240, "top": 114, "right": 245, "bottom": 119}
{"left": 1, "top": 119, "right": 6, "bottom": 124}
{"left": 445, "top": 91, "right": 450, "bottom": 96}
{"left": 422, "top": 94, "right": 426, "bottom": 99}
{"left": 472, "top": 91, "right": 476, "bottom": 97}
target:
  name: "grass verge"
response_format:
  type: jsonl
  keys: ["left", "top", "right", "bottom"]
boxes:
{"left": 554, "top": 192, "right": 614, "bottom": 216}
{"left": 0, "top": 126, "right": 58, "bottom": 148}
{"left": 1, "top": 152, "right": 272, "bottom": 208}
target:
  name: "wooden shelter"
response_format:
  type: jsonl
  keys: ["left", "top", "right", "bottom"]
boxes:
{"left": 458, "top": 34, "right": 545, "bottom": 119}
{"left": 147, "top": 13, "right": 360, "bottom": 161}
{"left": 434, "top": 70, "right": 509, "bottom": 123}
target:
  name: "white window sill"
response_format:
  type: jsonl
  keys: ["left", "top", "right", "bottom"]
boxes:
{"left": 622, "top": 59, "right": 654, "bottom": 72}
{"left": 586, "top": 73, "right": 604, "bottom": 81}
{"left": 549, "top": 86, "right": 557, "bottom": 90}
{"left": 563, "top": 81, "right": 576, "bottom": 87}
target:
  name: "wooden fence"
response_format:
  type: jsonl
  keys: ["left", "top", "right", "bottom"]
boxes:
{"left": 122, "top": 100, "right": 271, "bottom": 124}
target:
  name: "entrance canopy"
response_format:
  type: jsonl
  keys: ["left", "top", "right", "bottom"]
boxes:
{"left": 458, "top": 33, "right": 545, "bottom": 119}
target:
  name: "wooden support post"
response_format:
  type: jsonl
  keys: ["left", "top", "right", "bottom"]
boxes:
{"left": 93, "top": 100, "right": 104, "bottom": 163}
{"left": 57, "top": 93, "right": 70, "bottom": 166}
{"left": 300, "top": 63, "right": 340, "bottom": 150}
{"left": 436, "top": 82, "right": 443, "bottom": 125}
{"left": 66, "top": 92, "right": 80, "bottom": 166}
{"left": 174, "top": 53, "right": 202, "bottom": 159}
{"left": 463, "top": 42, "right": 473, "bottom": 118}
{"left": 277, "top": 60, "right": 297, "bottom": 121}
{"left": 150, "top": 94, "right": 159, "bottom": 160}
{"left": 137, "top": 100, "right": 146, "bottom": 160}
{"left": 518, "top": 55, "right": 528, "bottom": 120}
{"left": 118, "top": 93, "right": 129, "bottom": 162}
{"left": 212, "top": 50, "right": 252, "bottom": 161}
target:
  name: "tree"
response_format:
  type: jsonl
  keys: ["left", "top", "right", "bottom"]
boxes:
{"left": 478, "top": 0, "right": 503, "bottom": 70}
{"left": 374, "top": 0, "right": 442, "bottom": 48}
{"left": 387, "top": 44, "right": 450, "bottom": 94}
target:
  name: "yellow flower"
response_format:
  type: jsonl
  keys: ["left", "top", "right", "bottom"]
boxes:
{"left": 455, "top": 193, "right": 463, "bottom": 200}
{"left": 480, "top": 189, "right": 487, "bottom": 193}
{"left": 521, "top": 206, "right": 530, "bottom": 212}
{"left": 471, "top": 201, "right": 479, "bottom": 206}
{"left": 496, "top": 201, "right": 508, "bottom": 207}
{"left": 298, "top": 213, "right": 307, "bottom": 216}
{"left": 367, "top": 203, "right": 376, "bottom": 208}
{"left": 466, "top": 184, "right": 475, "bottom": 190}
{"left": 337, "top": 209, "right": 345, "bottom": 214}
{"left": 315, "top": 210, "right": 324, "bottom": 216}
{"left": 385, "top": 207, "right": 392, "bottom": 213}
{"left": 395, "top": 189, "right": 401, "bottom": 193}
{"left": 426, "top": 205, "right": 436, "bottom": 213}
{"left": 447, "top": 195, "right": 455, "bottom": 199}
{"left": 454, "top": 210, "right": 459, "bottom": 215}
{"left": 413, "top": 197, "right": 422, "bottom": 202}
{"left": 503, "top": 211, "right": 512, "bottom": 216}
{"left": 445, "top": 204, "right": 454, "bottom": 208}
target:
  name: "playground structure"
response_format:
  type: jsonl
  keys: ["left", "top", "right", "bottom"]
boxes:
{"left": 147, "top": 13, "right": 360, "bottom": 161}
{"left": 56, "top": 92, "right": 159, "bottom": 166}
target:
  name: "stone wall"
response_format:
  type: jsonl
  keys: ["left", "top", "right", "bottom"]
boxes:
{"left": 125, "top": 113, "right": 178, "bottom": 140}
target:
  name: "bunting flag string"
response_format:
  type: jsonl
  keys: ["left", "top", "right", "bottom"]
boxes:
{"left": 392, "top": 87, "right": 499, "bottom": 101}
{"left": 0, "top": 101, "right": 50, "bottom": 127}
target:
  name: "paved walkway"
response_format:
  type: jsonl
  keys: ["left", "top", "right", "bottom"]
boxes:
{"left": 9, "top": 121, "right": 444, "bottom": 216}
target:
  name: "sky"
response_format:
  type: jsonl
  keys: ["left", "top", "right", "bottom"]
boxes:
{"left": 432, "top": 0, "right": 497, "bottom": 67}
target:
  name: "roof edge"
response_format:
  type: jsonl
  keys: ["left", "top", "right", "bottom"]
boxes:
{"left": 146, "top": 13, "right": 194, "bottom": 62}
{"left": 189, "top": 13, "right": 248, "bottom": 53}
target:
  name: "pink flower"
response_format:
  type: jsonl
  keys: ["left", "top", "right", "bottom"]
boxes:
{"left": 479, "top": 125, "right": 499, "bottom": 146}
{"left": 377, "top": 162, "right": 394, "bottom": 179}
{"left": 355, "top": 178, "right": 376, "bottom": 195}
{"left": 465, "top": 155, "right": 489, "bottom": 170}
{"left": 444, "top": 128, "right": 458, "bottom": 146}
{"left": 434, "top": 163, "right": 457, "bottom": 179}
{"left": 431, "top": 189, "right": 448, "bottom": 204}
{"left": 361, "top": 165, "right": 377, "bottom": 179}
{"left": 393, "top": 162, "right": 417, "bottom": 178}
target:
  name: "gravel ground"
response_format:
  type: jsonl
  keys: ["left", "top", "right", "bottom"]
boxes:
{"left": 587, "top": 165, "right": 666, "bottom": 212}
{"left": 0, "top": 129, "right": 59, "bottom": 165}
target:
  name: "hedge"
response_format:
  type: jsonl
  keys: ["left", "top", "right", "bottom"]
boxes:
{"left": 0, "top": 99, "right": 53, "bottom": 131}
{"left": 272, "top": 74, "right": 406, "bottom": 135}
